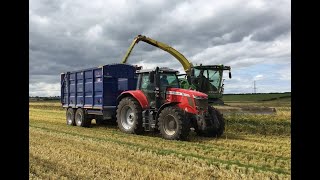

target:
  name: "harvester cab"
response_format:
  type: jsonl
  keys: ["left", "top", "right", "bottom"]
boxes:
{"left": 116, "top": 67, "right": 225, "bottom": 140}
{"left": 190, "top": 65, "right": 232, "bottom": 105}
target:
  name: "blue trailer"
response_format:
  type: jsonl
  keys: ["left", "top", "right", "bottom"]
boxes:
{"left": 61, "top": 64, "right": 138, "bottom": 126}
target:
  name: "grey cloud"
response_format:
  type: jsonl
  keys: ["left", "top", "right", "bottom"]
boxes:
{"left": 29, "top": 0, "right": 291, "bottom": 96}
{"left": 30, "top": 74, "right": 60, "bottom": 84}
{"left": 251, "top": 21, "right": 290, "bottom": 42}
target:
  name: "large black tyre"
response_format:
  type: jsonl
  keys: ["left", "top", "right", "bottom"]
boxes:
{"left": 158, "top": 106, "right": 190, "bottom": 140}
{"left": 195, "top": 106, "right": 225, "bottom": 137}
{"left": 66, "top": 108, "right": 76, "bottom": 126}
{"left": 75, "top": 108, "right": 91, "bottom": 127}
{"left": 211, "top": 107, "right": 225, "bottom": 137}
{"left": 116, "top": 97, "right": 143, "bottom": 134}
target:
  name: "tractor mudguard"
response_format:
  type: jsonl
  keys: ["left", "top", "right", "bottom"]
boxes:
{"left": 117, "top": 90, "right": 149, "bottom": 109}
{"left": 155, "top": 102, "right": 180, "bottom": 120}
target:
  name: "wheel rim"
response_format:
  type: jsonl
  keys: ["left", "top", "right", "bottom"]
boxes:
{"left": 163, "top": 115, "right": 177, "bottom": 136}
{"left": 120, "top": 105, "right": 135, "bottom": 130}
{"left": 67, "top": 111, "right": 73, "bottom": 124}
{"left": 76, "top": 112, "right": 82, "bottom": 125}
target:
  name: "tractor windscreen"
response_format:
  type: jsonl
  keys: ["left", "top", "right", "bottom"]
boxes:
{"left": 160, "top": 73, "right": 180, "bottom": 90}
{"left": 194, "top": 68, "right": 221, "bottom": 93}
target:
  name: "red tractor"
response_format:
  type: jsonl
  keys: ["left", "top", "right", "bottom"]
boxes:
{"left": 116, "top": 67, "right": 225, "bottom": 140}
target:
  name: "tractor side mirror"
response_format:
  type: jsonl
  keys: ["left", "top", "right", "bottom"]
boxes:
{"left": 149, "top": 72, "right": 155, "bottom": 83}
{"left": 229, "top": 71, "right": 232, "bottom": 79}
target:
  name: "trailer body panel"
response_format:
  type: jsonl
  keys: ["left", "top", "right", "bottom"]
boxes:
{"left": 61, "top": 64, "right": 138, "bottom": 118}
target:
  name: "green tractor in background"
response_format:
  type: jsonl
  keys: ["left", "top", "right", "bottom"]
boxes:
{"left": 121, "top": 35, "right": 232, "bottom": 105}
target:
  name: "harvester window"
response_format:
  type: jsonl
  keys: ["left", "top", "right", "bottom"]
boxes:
{"left": 208, "top": 70, "right": 220, "bottom": 92}
{"left": 193, "top": 68, "right": 219, "bottom": 92}
{"left": 194, "top": 68, "right": 200, "bottom": 77}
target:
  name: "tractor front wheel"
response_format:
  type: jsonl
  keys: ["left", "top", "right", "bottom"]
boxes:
{"left": 158, "top": 106, "right": 190, "bottom": 140}
{"left": 195, "top": 106, "right": 225, "bottom": 137}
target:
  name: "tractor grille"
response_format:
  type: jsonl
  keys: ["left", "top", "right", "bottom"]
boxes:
{"left": 195, "top": 98, "right": 208, "bottom": 110}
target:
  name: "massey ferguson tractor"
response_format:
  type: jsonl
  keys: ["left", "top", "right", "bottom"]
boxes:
{"left": 61, "top": 64, "right": 225, "bottom": 140}
{"left": 116, "top": 66, "right": 225, "bottom": 140}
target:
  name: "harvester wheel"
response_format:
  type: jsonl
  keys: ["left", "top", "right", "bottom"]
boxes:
{"left": 158, "top": 106, "right": 190, "bottom": 140}
{"left": 75, "top": 108, "right": 91, "bottom": 127}
{"left": 66, "top": 108, "right": 76, "bottom": 126}
{"left": 116, "top": 97, "right": 143, "bottom": 134}
{"left": 195, "top": 107, "right": 225, "bottom": 137}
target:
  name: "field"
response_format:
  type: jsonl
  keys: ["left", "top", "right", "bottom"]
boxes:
{"left": 222, "top": 92, "right": 291, "bottom": 102}
{"left": 29, "top": 95, "right": 291, "bottom": 179}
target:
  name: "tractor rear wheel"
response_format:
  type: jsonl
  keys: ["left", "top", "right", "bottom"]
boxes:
{"left": 195, "top": 106, "right": 225, "bottom": 137}
{"left": 116, "top": 97, "right": 143, "bottom": 134}
{"left": 158, "top": 106, "right": 190, "bottom": 140}
{"left": 75, "top": 108, "right": 91, "bottom": 127}
{"left": 66, "top": 108, "right": 76, "bottom": 126}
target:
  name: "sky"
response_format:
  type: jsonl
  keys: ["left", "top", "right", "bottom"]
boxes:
{"left": 29, "top": 0, "right": 291, "bottom": 96}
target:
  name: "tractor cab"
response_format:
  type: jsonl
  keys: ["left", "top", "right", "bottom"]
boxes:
{"left": 136, "top": 67, "right": 180, "bottom": 108}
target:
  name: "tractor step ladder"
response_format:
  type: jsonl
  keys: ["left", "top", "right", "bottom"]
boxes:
{"left": 142, "top": 109, "right": 157, "bottom": 131}
{"left": 142, "top": 110, "right": 151, "bottom": 131}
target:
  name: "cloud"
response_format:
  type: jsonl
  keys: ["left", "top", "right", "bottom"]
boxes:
{"left": 254, "top": 74, "right": 264, "bottom": 80}
{"left": 29, "top": 11, "right": 50, "bottom": 26}
{"left": 85, "top": 24, "right": 103, "bottom": 41}
{"left": 29, "top": 0, "right": 291, "bottom": 96}
{"left": 29, "top": 82, "right": 60, "bottom": 97}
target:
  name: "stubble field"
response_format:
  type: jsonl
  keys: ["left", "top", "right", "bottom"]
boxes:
{"left": 29, "top": 99, "right": 290, "bottom": 179}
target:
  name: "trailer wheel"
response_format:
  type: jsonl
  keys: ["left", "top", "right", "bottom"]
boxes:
{"left": 75, "top": 108, "right": 91, "bottom": 127}
{"left": 66, "top": 108, "right": 76, "bottom": 126}
{"left": 195, "top": 106, "right": 225, "bottom": 137}
{"left": 158, "top": 106, "right": 190, "bottom": 140}
{"left": 116, "top": 97, "right": 143, "bottom": 134}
